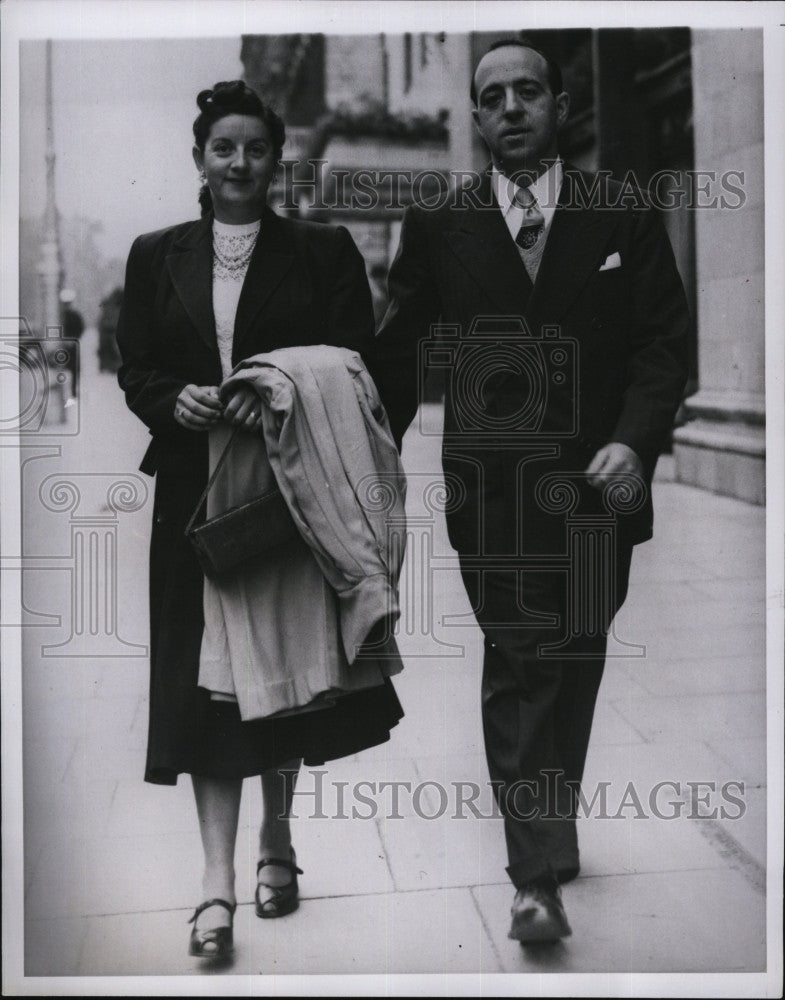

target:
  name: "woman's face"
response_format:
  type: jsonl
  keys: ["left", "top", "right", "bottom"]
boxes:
{"left": 192, "top": 114, "right": 277, "bottom": 223}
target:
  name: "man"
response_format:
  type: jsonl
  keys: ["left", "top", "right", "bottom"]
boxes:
{"left": 373, "top": 40, "right": 689, "bottom": 943}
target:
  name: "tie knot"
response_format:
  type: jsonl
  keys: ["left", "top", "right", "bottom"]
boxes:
{"left": 513, "top": 186, "right": 537, "bottom": 209}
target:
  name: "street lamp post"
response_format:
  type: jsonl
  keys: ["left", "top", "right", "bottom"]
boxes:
{"left": 36, "top": 39, "right": 63, "bottom": 338}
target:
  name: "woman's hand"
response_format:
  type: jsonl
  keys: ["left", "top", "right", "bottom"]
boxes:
{"left": 222, "top": 384, "right": 264, "bottom": 433}
{"left": 174, "top": 384, "right": 223, "bottom": 430}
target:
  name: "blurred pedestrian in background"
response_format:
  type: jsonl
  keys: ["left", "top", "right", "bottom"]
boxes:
{"left": 59, "top": 287, "right": 84, "bottom": 401}
{"left": 98, "top": 286, "right": 123, "bottom": 374}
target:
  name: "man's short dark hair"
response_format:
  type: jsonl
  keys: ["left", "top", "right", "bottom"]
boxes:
{"left": 470, "top": 39, "right": 564, "bottom": 105}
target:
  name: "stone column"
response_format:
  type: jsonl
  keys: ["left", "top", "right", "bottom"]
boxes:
{"left": 672, "top": 29, "right": 765, "bottom": 503}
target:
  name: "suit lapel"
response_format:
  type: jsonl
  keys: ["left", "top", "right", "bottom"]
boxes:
{"left": 527, "top": 166, "right": 621, "bottom": 325}
{"left": 446, "top": 165, "right": 621, "bottom": 330}
{"left": 165, "top": 215, "right": 216, "bottom": 354}
{"left": 445, "top": 170, "right": 533, "bottom": 320}
{"left": 232, "top": 207, "right": 295, "bottom": 359}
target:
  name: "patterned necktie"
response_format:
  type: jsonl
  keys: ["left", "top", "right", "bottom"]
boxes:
{"left": 514, "top": 186, "right": 544, "bottom": 250}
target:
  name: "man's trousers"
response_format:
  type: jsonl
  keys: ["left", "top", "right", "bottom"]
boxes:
{"left": 459, "top": 539, "right": 634, "bottom": 888}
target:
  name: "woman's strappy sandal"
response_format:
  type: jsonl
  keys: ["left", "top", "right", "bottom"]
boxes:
{"left": 187, "top": 898, "right": 236, "bottom": 957}
{"left": 255, "top": 848, "right": 303, "bottom": 918}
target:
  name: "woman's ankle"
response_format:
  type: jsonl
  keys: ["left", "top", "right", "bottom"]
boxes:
{"left": 258, "top": 822, "right": 292, "bottom": 860}
{"left": 202, "top": 868, "right": 236, "bottom": 905}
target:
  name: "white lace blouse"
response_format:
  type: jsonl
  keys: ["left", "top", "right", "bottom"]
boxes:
{"left": 200, "top": 217, "right": 262, "bottom": 702}
{"left": 212, "top": 218, "right": 261, "bottom": 379}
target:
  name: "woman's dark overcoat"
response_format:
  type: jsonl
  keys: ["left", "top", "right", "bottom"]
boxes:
{"left": 116, "top": 207, "right": 379, "bottom": 784}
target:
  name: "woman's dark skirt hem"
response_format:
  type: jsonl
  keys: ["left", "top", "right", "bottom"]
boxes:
{"left": 144, "top": 677, "right": 403, "bottom": 786}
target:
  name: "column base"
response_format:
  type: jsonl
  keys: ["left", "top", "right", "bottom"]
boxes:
{"left": 672, "top": 418, "right": 765, "bottom": 504}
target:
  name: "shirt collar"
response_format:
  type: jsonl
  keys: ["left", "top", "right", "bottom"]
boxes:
{"left": 492, "top": 159, "right": 563, "bottom": 218}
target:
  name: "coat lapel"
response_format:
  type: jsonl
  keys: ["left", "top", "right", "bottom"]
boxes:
{"left": 165, "top": 215, "right": 216, "bottom": 354}
{"left": 446, "top": 165, "right": 621, "bottom": 330}
{"left": 164, "top": 208, "right": 296, "bottom": 361}
{"left": 232, "top": 207, "right": 295, "bottom": 360}
{"left": 527, "top": 166, "right": 621, "bottom": 325}
{"left": 445, "top": 170, "right": 534, "bottom": 321}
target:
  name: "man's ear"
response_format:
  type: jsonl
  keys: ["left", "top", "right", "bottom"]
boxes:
{"left": 192, "top": 145, "right": 204, "bottom": 172}
{"left": 555, "top": 91, "right": 570, "bottom": 128}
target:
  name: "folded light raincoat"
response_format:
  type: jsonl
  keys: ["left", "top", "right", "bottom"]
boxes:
{"left": 198, "top": 345, "right": 407, "bottom": 721}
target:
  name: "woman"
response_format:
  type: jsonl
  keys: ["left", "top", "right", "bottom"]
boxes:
{"left": 116, "top": 81, "right": 403, "bottom": 958}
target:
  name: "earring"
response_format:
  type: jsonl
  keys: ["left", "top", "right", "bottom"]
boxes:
{"left": 198, "top": 169, "right": 206, "bottom": 183}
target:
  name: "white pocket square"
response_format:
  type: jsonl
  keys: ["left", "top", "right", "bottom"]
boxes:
{"left": 599, "top": 252, "right": 621, "bottom": 271}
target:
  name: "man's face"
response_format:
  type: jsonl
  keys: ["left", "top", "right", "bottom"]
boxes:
{"left": 472, "top": 46, "right": 569, "bottom": 177}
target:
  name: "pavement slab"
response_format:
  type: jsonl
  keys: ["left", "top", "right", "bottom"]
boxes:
{"left": 76, "top": 887, "right": 500, "bottom": 976}
{"left": 26, "top": 689, "right": 140, "bottom": 742}
{"left": 23, "top": 776, "right": 117, "bottom": 858}
{"left": 23, "top": 735, "right": 77, "bottom": 786}
{"left": 377, "top": 804, "right": 509, "bottom": 893}
{"left": 610, "top": 691, "right": 766, "bottom": 745}
{"left": 619, "top": 655, "right": 766, "bottom": 697}
{"left": 471, "top": 867, "right": 765, "bottom": 973}
{"left": 582, "top": 687, "right": 649, "bottom": 746}
{"left": 26, "top": 830, "right": 207, "bottom": 920}
{"left": 25, "top": 916, "right": 89, "bottom": 978}
{"left": 66, "top": 737, "right": 147, "bottom": 784}
{"left": 704, "top": 736, "right": 767, "bottom": 788}
{"left": 286, "top": 811, "right": 395, "bottom": 899}
{"left": 707, "top": 784, "right": 767, "bottom": 871}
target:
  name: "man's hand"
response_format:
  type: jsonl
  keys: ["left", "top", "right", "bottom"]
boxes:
{"left": 222, "top": 384, "right": 264, "bottom": 433}
{"left": 585, "top": 442, "right": 644, "bottom": 490}
{"left": 174, "top": 384, "right": 223, "bottom": 431}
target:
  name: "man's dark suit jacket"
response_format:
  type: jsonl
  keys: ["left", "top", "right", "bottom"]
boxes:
{"left": 373, "top": 165, "right": 691, "bottom": 554}
{"left": 116, "top": 207, "right": 375, "bottom": 783}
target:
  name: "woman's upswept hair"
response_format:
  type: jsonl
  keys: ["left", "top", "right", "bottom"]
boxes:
{"left": 193, "top": 80, "right": 285, "bottom": 215}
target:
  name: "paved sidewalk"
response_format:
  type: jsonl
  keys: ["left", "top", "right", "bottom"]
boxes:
{"left": 20, "top": 331, "right": 768, "bottom": 980}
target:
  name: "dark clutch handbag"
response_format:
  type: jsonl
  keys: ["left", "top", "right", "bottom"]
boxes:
{"left": 185, "top": 426, "right": 299, "bottom": 578}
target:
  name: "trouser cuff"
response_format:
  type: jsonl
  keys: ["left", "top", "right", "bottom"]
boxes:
{"left": 506, "top": 860, "right": 558, "bottom": 891}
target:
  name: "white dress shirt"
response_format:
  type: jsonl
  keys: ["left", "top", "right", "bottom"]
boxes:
{"left": 492, "top": 160, "right": 563, "bottom": 244}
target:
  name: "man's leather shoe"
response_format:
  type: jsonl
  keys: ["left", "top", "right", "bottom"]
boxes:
{"left": 508, "top": 882, "right": 572, "bottom": 943}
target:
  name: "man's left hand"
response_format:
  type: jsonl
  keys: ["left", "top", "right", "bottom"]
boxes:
{"left": 585, "top": 442, "right": 644, "bottom": 490}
